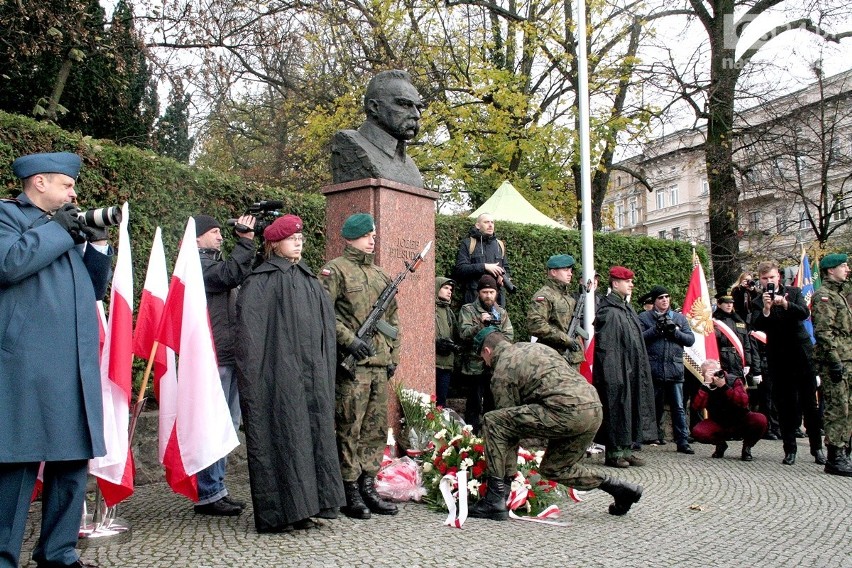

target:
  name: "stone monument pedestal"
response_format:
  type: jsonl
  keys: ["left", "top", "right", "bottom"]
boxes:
{"left": 322, "top": 178, "right": 438, "bottom": 440}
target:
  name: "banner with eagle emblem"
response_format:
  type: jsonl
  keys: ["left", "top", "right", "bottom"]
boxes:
{"left": 683, "top": 251, "right": 719, "bottom": 380}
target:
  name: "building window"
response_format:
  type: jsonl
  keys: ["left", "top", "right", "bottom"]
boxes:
{"left": 656, "top": 190, "right": 666, "bottom": 210}
{"left": 616, "top": 204, "right": 625, "bottom": 229}
{"left": 658, "top": 230, "right": 666, "bottom": 239}
{"left": 748, "top": 211, "right": 760, "bottom": 231}
{"left": 832, "top": 204, "right": 847, "bottom": 221}
{"left": 669, "top": 186, "right": 679, "bottom": 206}
{"left": 672, "top": 227, "right": 681, "bottom": 240}
{"left": 799, "top": 209, "right": 809, "bottom": 231}
{"left": 616, "top": 176, "right": 622, "bottom": 187}
{"left": 775, "top": 206, "right": 785, "bottom": 234}
{"left": 628, "top": 199, "right": 637, "bottom": 225}
{"left": 704, "top": 222, "right": 711, "bottom": 242}
{"left": 700, "top": 179, "right": 709, "bottom": 195}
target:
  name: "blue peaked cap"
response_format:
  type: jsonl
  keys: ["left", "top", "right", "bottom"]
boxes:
{"left": 12, "top": 152, "right": 81, "bottom": 180}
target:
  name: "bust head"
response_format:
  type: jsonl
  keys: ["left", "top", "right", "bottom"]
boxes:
{"left": 364, "top": 70, "right": 424, "bottom": 141}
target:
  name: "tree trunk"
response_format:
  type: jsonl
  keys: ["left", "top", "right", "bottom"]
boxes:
{"left": 45, "top": 57, "right": 74, "bottom": 121}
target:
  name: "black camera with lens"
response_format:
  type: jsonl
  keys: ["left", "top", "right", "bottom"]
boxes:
{"left": 226, "top": 200, "right": 284, "bottom": 238}
{"left": 713, "top": 369, "right": 726, "bottom": 379}
{"left": 746, "top": 279, "right": 759, "bottom": 289}
{"left": 501, "top": 271, "right": 517, "bottom": 293}
{"left": 655, "top": 313, "right": 678, "bottom": 336}
{"left": 77, "top": 206, "right": 122, "bottom": 228}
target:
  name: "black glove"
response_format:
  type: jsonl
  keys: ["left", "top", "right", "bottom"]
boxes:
{"left": 829, "top": 362, "right": 844, "bottom": 383}
{"left": 81, "top": 225, "right": 109, "bottom": 243}
{"left": 52, "top": 203, "right": 86, "bottom": 244}
{"left": 346, "top": 337, "right": 374, "bottom": 361}
{"left": 387, "top": 364, "right": 396, "bottom": 378}
{"left": 436, "top": 338, "right": 457, "bottom": 356}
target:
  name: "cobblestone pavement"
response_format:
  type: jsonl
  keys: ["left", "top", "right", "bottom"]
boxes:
{"left": 19, "top": 439, "right": 852, "bottom": 568}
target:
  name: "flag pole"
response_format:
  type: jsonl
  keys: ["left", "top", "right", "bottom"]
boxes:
{"left": 577, "top": 0, "right": 596, "bottom": 340}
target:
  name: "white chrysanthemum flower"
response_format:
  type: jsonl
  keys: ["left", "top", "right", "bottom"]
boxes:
{"left": 422, "top": 462, "right": 433, "bottom": 473}
{"left": 462, "top": 424, "right": 474, "bottom": 433}
{"left": 468, "top": 479, "right": 481, "bottom": 496}
{"left": 460, "top": 457, "right": 474, "bottom": 470}
{"left": 442, "top": 446, "right": 454, "bottom": 458}
{"left": 460, "top": 446, "right": 471, "bottom": 454}
{"left": 449, "top": 434, "right": 464, "bottom": 445}
{"left": 434, "top": 429, "right": 447, "bottom": 440}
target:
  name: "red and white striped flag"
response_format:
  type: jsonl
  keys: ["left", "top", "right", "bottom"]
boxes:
{"left": 156, "top": 218, "right": 238, "bottom": 501}
{"left": 683, "top": 251, "right": 719, "bottom": 380}
{"left": 89, "top": 202, "right": 135, "bottom": 506}
{"left": 579, "top": 336, "right": 595, "bottom": 384}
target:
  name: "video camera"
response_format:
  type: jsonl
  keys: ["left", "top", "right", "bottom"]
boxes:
{"left": 655, "top": 313, "right": 678, "bottom": 336}
{"left": 226, "top": 200, "right": 284, "bottom": 237}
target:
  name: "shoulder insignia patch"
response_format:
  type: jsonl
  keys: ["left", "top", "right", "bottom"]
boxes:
{"left": 535, "top": 296, "right": 546, "bottom": 302}
{"left": 819, "top": 296, "right": 829, "bottom": 302}
{"left": 320, "top": 268, "right": 331, "bottom": 277}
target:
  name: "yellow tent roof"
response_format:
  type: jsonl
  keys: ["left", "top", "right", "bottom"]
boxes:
{"left": 469, "top": 181, "right": 568, "bottom": 230}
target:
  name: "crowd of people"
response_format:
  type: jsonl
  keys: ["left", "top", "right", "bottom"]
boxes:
{"left": 3, "top": 149, "right": 851, "bottom": 566}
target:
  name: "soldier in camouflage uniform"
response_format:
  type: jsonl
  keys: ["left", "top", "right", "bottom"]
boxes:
{"left": 468, "top": 329, "right": 643, "bottom": 521}
{"left": 526, "top": 254, "right": 586, "bottom": 366}
{"left": 811, "top": 253, "right": 852, "bottom": 476}
{"left": 458, "top": 274, "right": 514, "bottom": 432}
{"left": 320, "top": 213, "right": 401, "bottom": 518}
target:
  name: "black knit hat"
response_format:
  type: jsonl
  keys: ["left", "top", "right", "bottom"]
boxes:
{"left": 194, "top": 215, "right": 221, "bottom": 237}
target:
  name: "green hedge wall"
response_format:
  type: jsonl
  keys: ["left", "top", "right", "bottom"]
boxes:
{"left": 1, "top": 109, "right": 705, "bottom": 360}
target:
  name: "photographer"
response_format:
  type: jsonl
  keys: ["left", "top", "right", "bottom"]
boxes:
{"left": 639, "top": 286, "right": 696, "bottom": 454}
{"left": 751, "top": 260, "right": 825, "bottom": 466}
{"left": 691, "top": 359, "right": 767, "bottom": 461}
{"left": 459, "top": 274, "right": 514, "bottom": 432}
{"left": 453, "top": 213, "right": 513, "bottom": 307}
{"left": 435, "top": 277, "right": 459, "bottom": 407}
{"left": 731, "top": 271, "right": 759, "bottom": 322}
{"left": 191, "top": 213, "right": 257, "bottom": 516}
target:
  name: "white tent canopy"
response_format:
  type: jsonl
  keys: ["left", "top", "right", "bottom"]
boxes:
{"left": 469, "top": 181, "right": 568, "bottom": 230}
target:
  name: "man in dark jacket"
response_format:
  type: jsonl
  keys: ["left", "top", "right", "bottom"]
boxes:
{"left": 435, "top": 277, "right": 459, "bottom": 407}
{"left": 453, "top": 213, "right": 513, "bottom": 306}
{"left": 713, "top": 293, "right": 762, "bottom": 384}
{"left": 592, "top": 266, "right": 656, "bottom": 468}
{"left": 193, "top": 213, "right": 257, "bottom": 516}
{"left": 0, "top": 152, "right": 113, "bottom": 568}
{"left": 751, "top": 260, "right": 825, "bottom": 466}
{"left": 639, "top": 285, "right": 696, "bottom": 454}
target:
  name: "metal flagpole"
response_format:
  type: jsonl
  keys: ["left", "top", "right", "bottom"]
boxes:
{"left": 576, "top": 0, "right": 596, "bottom": 339}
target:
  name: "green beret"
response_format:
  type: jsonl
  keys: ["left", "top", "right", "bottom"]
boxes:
{"left": 820, "top": 253, "right": 848, "bottom": 270}
{"left": 342, "top": 213, "right": 375, "bottom": 239}
{"left": 547, "top": 254, "right": 575, "bottom": 269}
{"left": 472, "top": 326, "right": 499, "bottom": 355}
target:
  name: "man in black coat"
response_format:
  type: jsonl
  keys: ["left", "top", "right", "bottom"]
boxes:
{"left": 750, "top": 261, "right": 825, "bottom": 466}
{"left": 453, "top": 213, "right": 513, "bottom": 306}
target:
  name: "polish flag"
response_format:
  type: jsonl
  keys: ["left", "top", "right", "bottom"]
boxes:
{"left": 156, "top": 218, "right": 238, "bottom": 501}
{"left": 683, "top": 252, "right": 719, "bottom": 380}
{"left": 578, "top": 336, "right": 595, "bottom": 384}
{"left": 89, "top": 202, "right": 135, "bottom": 506}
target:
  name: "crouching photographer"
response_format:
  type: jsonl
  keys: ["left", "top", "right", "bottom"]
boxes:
{"left": 691, "top": 359, "right": 768, "bottom": 461}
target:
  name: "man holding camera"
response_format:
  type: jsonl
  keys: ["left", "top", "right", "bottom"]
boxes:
{"left": 459, "top": 274, "right": 514, "bottom": 433}
{"left": 435, "top": 277, "right": 459, "bottom": 407}
{"left": 751, "top": 260, "right": 825, "bottom": 466}
{"left": 691, "top": 359, "right": 768, "bottom": 461}
{"left": 526, "top": 254, "right": 589, "bottom": 367}
{"left": 810, "top": 253, "right": 852, "bottom": 476}
{"left": 638, "top": 286, "right": 696, "bottom": 454}
{"left": 454, "top": 213, "right": 514, "bottom": 307}
{"left": 1, "top": 152, "right": 113, "bottom": 568}
{"left": 192, "top": 213, "right": 257, "bottom": 516}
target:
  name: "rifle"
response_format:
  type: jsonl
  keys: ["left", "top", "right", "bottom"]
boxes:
{"left": 563, "top": 281, "right": 591, "bottom": 361}
{"left": 339, "top": 240, "right": 433, "bottom": 374}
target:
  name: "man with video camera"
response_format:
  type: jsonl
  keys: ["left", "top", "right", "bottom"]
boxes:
{"left": 638, "top": 285, "right": 696, "bottom": 455}
{"left": 191, "top": 212, "right": 257, "bottom": 516}
{"left": 750, "top": 260, "right": 825, "bottom": 466}
{"left": 1, "top": 152, "right": 113, "bottom": 568}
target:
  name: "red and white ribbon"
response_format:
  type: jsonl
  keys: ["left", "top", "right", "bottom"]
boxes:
{"left": 439, "top": 470, "right": 468, "bottom": 528}
{"left": 509, "top": 504, "right": 569, "bottom": 525}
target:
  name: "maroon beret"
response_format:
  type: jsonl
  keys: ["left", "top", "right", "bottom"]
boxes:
{"left": 264, "top": 214, "right": 303, "bottom": 242}
{"left": 609, "top": 265, "right": 634, "bottom": 280}
{"left": 478, "top": 274, "right": 499, "bottom": 291}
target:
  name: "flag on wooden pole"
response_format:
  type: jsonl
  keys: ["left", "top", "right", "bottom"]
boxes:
{"left": 683, "top": 251, "right": 719, "bottom": 380}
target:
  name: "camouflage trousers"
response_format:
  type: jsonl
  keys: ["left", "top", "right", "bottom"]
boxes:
{"left": 820, "top": 362, "right": 851, "bottom": 447}
{"left": 335, "top": 366, "right": 388, "bottom": 482}
{"left": 481, "top": 402, "right": 605, "bottom": 491}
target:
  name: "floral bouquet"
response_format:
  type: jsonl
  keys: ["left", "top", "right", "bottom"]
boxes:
{"left": 509, "top": 447, "right": 567, "bottom": 517}
{"left": 393, "top": 382, "right": 442, "bottom": 455}
{"left": 421, "top": 421, "right": 488, "bottom": 511}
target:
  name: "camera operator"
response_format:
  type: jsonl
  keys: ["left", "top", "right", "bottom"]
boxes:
{"left": 638, "top": 286, "right": 696, "bottom": 455}
{"left": 459, "top": 275, "right": 514, "bottom": 432}
{"left": 731, "top": 271, "right": 760, "bottom": 322}
{"left": 1, "top": 152, "right": 113, "bottom": 567}
{"left": 750, "top": 260, "right": 825, "bottom": 466}
{"left": 691, "top": 359, "right": 768, "bottom": 461}
{"left": 190, "top": 213, "right": 257, "bottom": 516}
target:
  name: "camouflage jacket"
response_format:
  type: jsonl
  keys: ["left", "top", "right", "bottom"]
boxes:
{"left": 319, "top": 245, "right": 400, "bottom": 367}
{"left": 458, "top": 298, "right": 513, "bottom": 375}
{"left": 526, "top": 278, "right": 582, "bottom": 362}
{"left": 435, "top": 277, "right": 458, "bottom": 370}
{"left": 812, "top": 278, "right": 852, "bottom": 366}
{"left": 489, "top": 342, "right": 600, "bottom": 410}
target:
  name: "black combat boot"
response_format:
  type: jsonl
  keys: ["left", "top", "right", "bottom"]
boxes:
{"left": 599, "top": 477, "right": 643, "bottom": 516}
{"left": 358, "top": 473, "right": 398, "bottom": 515}
{"left": 469, "top": 476, "right": 509, "bottom": 521}
{"left": 812, "top": 447, "right": 827, "bottom": 465}
{"left": 824, "top": 446, "right": 852, "bottom": 477}
{"left": 341, "top": 481, "right": 371, "bottom": 520}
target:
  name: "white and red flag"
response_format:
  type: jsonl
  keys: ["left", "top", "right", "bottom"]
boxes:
{"left": 683, "top": 251, "right": 719, "bottom": 380}
{"left": 89, "top": 202, "right": 135, "bottom": 506}
{"left": 155, "top": 218, "right": 238, "bottom": 501}
{"left": 578, "top": 336, "right": 595, "bottom": 384}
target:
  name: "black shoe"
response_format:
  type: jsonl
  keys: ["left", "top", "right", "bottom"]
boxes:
{"left": 599, "top": 477, "right": 643, "bottom": 516}
{"left": 741, "top": 446, "right": 753, "bottom": 462}
{"left": 812, "top": 448, "right": 827, "bottom": 465}
{"left": 358, "top": 473, "right": 398, "bottom": 515}
{"left": 624, "top": 454, "right": 646, "bottom": 466}
{"left": 781, "top": 452, "right": 796, "bottom": 465}
{"left": 341, "top": 481, "right": 371, "bottom": 519}
{"left": 292, "top": 518, "right": 319, "bottom": 530}
{"left": 824, "top": 446, "right": 852, "bottom": 477}
{"left": 712, "top": 442, "right": 728, "bottom": 458}
{"left": 604, "top": 457, "right": 630, "bottom": 468}
{"left": 795, "top": 428, "right": 806, "bottom": 438}
{"left": 677, "top": 444, "right": 695, "bottom": 455}
{"left": 315, "top": 507, "right": 338, "bottom": 519}
{"left": 469, "top": 476, "right": 509, "bottom": 521}
{"left": 221, "top": 495, "right": 246, "bottom": 509}
{"left": 194, "top": 498, "right": 242, "bottom": 516}
{"left": 37, "top": 561, "right": 99, "bottom": 568}
{"left": 762, "top": 432, "right": 779, "bottom": 441}
{"left": 631, "top": 442, "right": 642, "bottom": 451}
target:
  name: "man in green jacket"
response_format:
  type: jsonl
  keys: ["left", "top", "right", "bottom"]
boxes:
{"left": 435, "top": 277, "right": 459, "bottom": 407}
{"left": 526, "top": 254, "right": 585, "bottom": 366}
